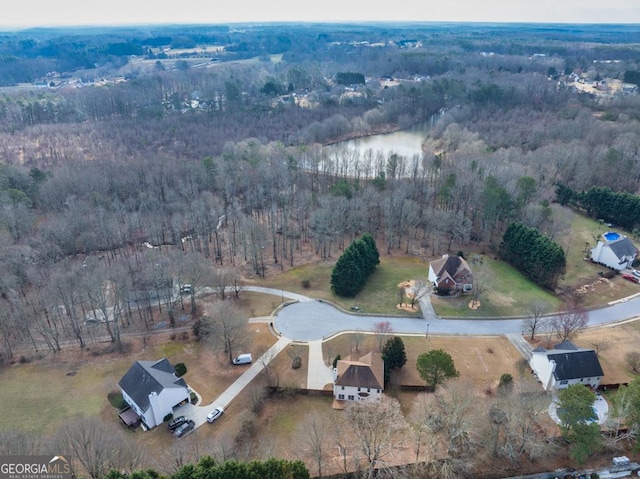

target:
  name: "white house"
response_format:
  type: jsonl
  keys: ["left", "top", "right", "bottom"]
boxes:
{"left": 529, "top": 340, "right": 604, "bottom": 391}
{"left": 591, "top": 231, "right": 638, "bottom": 271}
{"left": 118, "top": 358, "right": 190, "bottom": 429}
{"left": 333, "top": 352, "right": 384, "bottom": 403}
{"left": 428, "top": 254, "right": 474, "bottom": 293}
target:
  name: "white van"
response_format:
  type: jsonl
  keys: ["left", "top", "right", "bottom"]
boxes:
{"left": 232, "top": 353, "right": 252, "bottom": 365}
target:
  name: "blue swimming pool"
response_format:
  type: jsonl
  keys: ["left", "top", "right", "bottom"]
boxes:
{"left": 604, "top": 232, "right": 620, "bottom": 242}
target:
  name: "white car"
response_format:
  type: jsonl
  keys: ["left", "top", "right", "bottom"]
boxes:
{"left": 207, "top": 406, "right": 224, "bottom": 423}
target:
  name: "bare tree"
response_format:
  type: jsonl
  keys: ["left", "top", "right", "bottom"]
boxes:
{"left": 501, "top": 380, "right": 554, "bottom": 461}
{"left": 412, "top": 380, "right": 479, "bottom": 460}
{"left": 523, "top": 300, "right": 551, "bottom": 340}
{"left": 591, "top": 341, "right": 609, "bottom": 358}
{"left": 345, "top": 397, "right": 408, "bottom": 479}
{"left": 199, "top": 301, "right": 248, "bottom": 364}
{"left": 297, "top": 411, "right": 329, "bottom": 478}
{"left": 408, "top": 280, "right": 430, "bottom": 309}
{"left": 626, "top": 351, "right": 640, "bottom": 374}
{"left": 0, "top": 430, "right": 41, "bottom": 455}
{"left": 351, "top": 330, "right": 365, "bottom": 352}
{"left": 55, "top": 417, "right": 144, "bottom": 479}
{"left": 180, "top": 251, "right": 213, "bottom": 314}
{"left": 212, "top": 268, "right": 235, "bottom": 300}
{"left": 470, "top": 255, "right": 491, "bottom": 308}
{"left": 553, "top": 299, "right": 588, "bottom": 342}
{"left": 372, "top": 321, "right": 393, "bottom": 351}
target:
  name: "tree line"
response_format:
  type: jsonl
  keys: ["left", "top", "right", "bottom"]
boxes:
{"left": 557, "top": 183, "right": 640, "bottom": 232}
{"left": 499, "top": 222, "right": 567, "bottom": 289}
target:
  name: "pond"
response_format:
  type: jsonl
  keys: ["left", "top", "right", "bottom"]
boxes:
{"left": 321, "top": 109, "right": 446, "bottom": 178}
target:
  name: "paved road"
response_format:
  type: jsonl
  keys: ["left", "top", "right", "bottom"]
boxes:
{"left": 273, "top": 292, "right": 640, "bottom": 341}
{"left": 174, "top": 286, "right": 640, "bottom": 436}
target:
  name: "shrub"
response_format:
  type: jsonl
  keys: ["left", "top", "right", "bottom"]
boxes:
{"left": 107, "top": 391, "right": 127, "bottom": 409}
{"left": 190, "top": 391, "right": 197, "bottom": 404}
{"left": 163, "top": 413, "right": 173, "bottom": 422}
{"left": 498, "top": 373, "right": 514, "bottom": 391}
{"left": 301, "top": 279, "right": 311, "bottom": 289}
{"left": 626, "top": 351, "right": 640, "bottom": 373}
{"left": 332, "top": 354, "right": 341, "bottom": 369}
{"left": 174, "top": 363, "right": 187, "bottom": 377}
{"left": 19, "top": 355, "right": 30, "bottom": 364}
{"left": 291, "top": 356, "right": 302, "bottom": 369}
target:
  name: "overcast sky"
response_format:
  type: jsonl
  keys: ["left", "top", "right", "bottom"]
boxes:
{"left": 2, "top": 0, "right": 640, "bottom": 28}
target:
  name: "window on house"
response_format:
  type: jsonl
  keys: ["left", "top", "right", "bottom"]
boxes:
{"left": 348, "top": 395, "right": 354, "bottom": 400}
{"left": 367, "top": 388, "right": 370, "bottom": 392}
{"left": 357, "top": 387, "right": 361, "bottom": 391}
{"left": 560, "top": 380, "right": 568, "bottom": 385}
{"left": 341, "top": 386, "right": 344, "bottom": 390}
{"left": 338, "top": 394, "right": 344, "bottom": 400}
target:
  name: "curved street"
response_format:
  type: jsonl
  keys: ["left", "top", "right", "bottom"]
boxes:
{"left": 259, "top": 286, "right": 640, "bottom": 341}
{"left": 180, "top": 285, "right": 640, "bottom": 436}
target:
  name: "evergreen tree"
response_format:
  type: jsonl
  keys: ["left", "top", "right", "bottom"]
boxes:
{"left": 382, "top": 336, "right": 407, "bottom": 370}
{"left": 416, "top": 349, "right": 459, "bottom": 391}
{"left": 330, "top": 233, "right": 380, "bottom": 297}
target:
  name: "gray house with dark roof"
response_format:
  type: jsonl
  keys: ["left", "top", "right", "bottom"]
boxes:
{"left": 529, "top": 340, "right": 604, "bottom": 391}
{"left": 333, "top": 352, "right": 384, "bottom": 403}
{"left": 591, "top": 231, "right": 638, "bottom": 271}
{"left": 118, "top": 358, "right": 190, "bottom": 429}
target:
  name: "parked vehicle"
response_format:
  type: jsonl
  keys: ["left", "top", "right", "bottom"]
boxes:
{"left": 622, "top": 274, "right": 639, "bottom": 284}
{"left": 232, "top": 353, "right": 252, "bottom": 365}
{"left": 174, "top": 419, "right": 195, "bottom": 438}
{"left": 180, "top": 284, "right": 193, "bottom": 295}
{"left": 167, "top": 415, "right": 187, "bottom": 430}
{"left": 207, "top": 406, "right": 224, "bottom": 423}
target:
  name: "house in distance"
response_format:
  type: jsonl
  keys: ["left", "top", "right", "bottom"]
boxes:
{"left": 590, "top": 231, "right": 638, "bottom": 271}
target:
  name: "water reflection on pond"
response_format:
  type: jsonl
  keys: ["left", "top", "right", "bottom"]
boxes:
{"left": 320, "top": 115, "right": 443, "bottom": 179}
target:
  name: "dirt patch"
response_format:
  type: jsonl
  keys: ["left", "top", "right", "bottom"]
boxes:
{"left": 573, "top": 277, "right": 613, "bottom": 296}
{"left": 469, "top": 300, "right": 481, "bottom": 310}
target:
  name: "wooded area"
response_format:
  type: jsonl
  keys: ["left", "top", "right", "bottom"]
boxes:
{"left": 0, "top": 22, "right": 639, "bottom": 361}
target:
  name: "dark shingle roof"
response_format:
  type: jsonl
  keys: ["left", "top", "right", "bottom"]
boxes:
{"left": 430, "top": 255, "right": 474, "bottom": 286}
{"left": 335, "top": 352, "right": 384, "bottom": 390}
{"left": 608, "top": 237, "right": 637, "bottom": 262}
{"left": 553, "top": 340, "right": 578, "bottom": 351}
{"left": 548, "top": 350, "right": 604, "bottom": 381}
{"left": 118, "top": 358, "right": 187, "bottom": 412}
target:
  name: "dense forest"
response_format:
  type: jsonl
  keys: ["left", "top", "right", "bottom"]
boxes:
{"left": 2, "top": 21, "right": 640, "bottom": 479}
{"left": 1, "top": 22, "right": 640, "bottom": 358}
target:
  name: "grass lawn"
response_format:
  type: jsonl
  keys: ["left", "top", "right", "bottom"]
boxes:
{"left": 262, "top": 256, "right": 427, "bottom": 316}
{"left": 555, "top": 207, "right": 640, "bottom": 306}
{"left": 322, "top": 332, "right": 523, "bottom": 391}
{"left": 0, "top": 320, "right": 277, "bottom": 436}
{"left": 431, "top": 256, "right": 561, "bottom": 317}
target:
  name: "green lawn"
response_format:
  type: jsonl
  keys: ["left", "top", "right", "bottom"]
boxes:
{"left": 431, "top": 256, "right": 561, "bottom": 317}
{"left": 0, "top": 359, "right": 130, "bottom": 434}
{"left": 264, "top": 256, "right": 427, "bottom": 316}
{"left": 261, "top": 206, "right": 638, "bottom": 318}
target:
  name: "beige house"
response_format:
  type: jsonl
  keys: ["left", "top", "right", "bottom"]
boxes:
{"left": 333, "top": 352, "right": 384, "bottom": 403}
